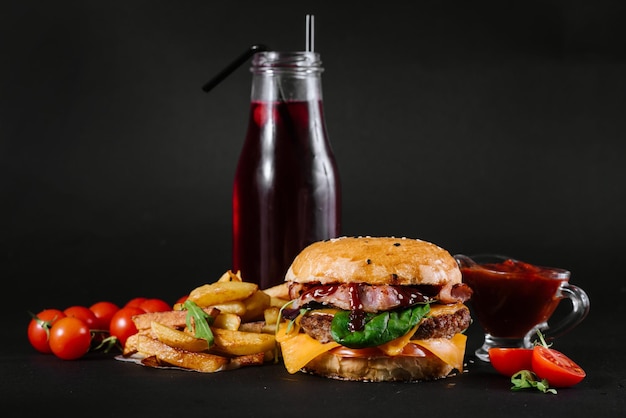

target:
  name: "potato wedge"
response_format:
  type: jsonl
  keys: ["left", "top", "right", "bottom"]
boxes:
{"left": 226, "top": 321, "right": 276, "bottom": 335}
{"left": 217, "top": 270, "right": 243, "bottom": 282}
{"left": 211, "top": 301, "right": 247, "bottom": 316}
{"left": 123, "top": 333, "right": 139, "bottom": 356}
{"left": 135, "top": 335, "right": 228, "bottom": 373}
{"left": 140, "top": 355, "right": 162, "bottom": 368}
{"left": 263, "top": 306, "right": 280, "bottom": 326}
{"left": 237, "top": 321, "right": 264, "bottom": 333}
{"left": 225, "top": 352, "right": 265, "bottom": 370}
{"left": 188, "top": 281, "right": 258, "bottom": 307}
{"left": 132, "top": 308, "right": 219, "bottom": 331}
{"left": 212, "top": 312, "right": 241, "bottom": 330}
{"left": 241, "top": 290, "right": 271, "bottom": 322}
{"left": 261, "top": 323, "right": 279, "bottom": 334}
{"left": 211, "top": 328, "right": 276, "bottom": 356}
{"left": 151, "top": 321, "right": 209, "bottom": 352}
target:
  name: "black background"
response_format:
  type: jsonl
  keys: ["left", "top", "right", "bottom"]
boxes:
{"left": 2, "top": 1, "right": 626, "bottom": 415}
{"left": 5, "top": 0, "right": 625, "bottom": 310}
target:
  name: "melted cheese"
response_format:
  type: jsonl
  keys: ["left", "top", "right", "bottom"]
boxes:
{"left": 429, "top": 302, "right": 467, "bottom": 317}
{"left": 276, "top": 322, "right": 339, "bottom": 374}
{"left": 379, "top": 324, "right": 421, "bottom": 356}
{"left": 412, "top": 333, "right": 467, "bottom": 372}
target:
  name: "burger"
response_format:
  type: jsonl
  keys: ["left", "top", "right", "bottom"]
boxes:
{"left": 275, "top": 236, "right": 473, "bottom": 382}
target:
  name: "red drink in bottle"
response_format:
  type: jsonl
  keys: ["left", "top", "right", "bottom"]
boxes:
{"left": 232, "top": 52, "right": 341, "bottom": 289}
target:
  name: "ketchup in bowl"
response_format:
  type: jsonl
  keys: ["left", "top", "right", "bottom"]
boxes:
{"left": 457, "top": 256, "right": 569, "bottom": 338}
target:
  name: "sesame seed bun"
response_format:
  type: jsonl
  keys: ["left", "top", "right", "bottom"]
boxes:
{"left": 285, "top": 236, "right": 462, "bottom": 287}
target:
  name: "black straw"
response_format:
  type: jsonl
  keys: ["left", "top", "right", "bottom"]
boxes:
{"left": 202, "top": 44, "right": 269, "bottom": 93}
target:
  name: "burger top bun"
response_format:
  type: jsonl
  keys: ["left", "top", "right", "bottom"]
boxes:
{"left": 285, "top": 236, "right": 461, "bottom": 287}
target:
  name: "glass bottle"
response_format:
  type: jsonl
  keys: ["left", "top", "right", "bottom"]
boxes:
{"left": 232, "top": 51, "right": 341, "bottom": 289}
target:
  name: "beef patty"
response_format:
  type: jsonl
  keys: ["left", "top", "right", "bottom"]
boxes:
{"left": 299, "top": 305, "right": 471, "bottom": 344}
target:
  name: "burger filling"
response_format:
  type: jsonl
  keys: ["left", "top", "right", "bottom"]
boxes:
{"left": 298, "top": 306, "right": 471, "bottom": 344}
{"left": 282, "top": 282, "right": 472, "bottom": 350}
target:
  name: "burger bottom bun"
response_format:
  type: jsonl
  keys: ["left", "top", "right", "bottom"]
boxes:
{"left": 301, "top": 351, "right": 455, "bottom": 382}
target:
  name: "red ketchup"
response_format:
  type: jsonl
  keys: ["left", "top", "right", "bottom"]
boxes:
{"left": 460, "top": 258, "right": 568, "bottom": 338}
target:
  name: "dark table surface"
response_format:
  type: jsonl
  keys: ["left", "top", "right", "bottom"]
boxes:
{"left": 3, "top": 284, "right": 624, "bottom": 418}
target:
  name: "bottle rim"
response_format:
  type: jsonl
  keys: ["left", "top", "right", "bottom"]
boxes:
{"left": 251, "top": 51, "right": 323, "bottom": 74}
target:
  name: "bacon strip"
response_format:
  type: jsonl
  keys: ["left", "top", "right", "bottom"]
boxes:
{"left": 288, "top": 283, "right": 433, "bottom": 312}
{"left": 289, "top": 282, "right": 472, "bottom": 312}
{"left": 439, "top": 283, "right": 473, "bottom": 304}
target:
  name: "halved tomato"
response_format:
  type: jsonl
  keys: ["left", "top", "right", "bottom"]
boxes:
{"left": 531, "top": 345, "right": 586, "bottom": 388}
{"left": 330, "top": 346, "right": 386, "bottom": 358}
{"left": 401, "top": 343, "right": 428, "bottom": 357}
{"left": 330, "top": 343, "right": 428, "bottom": 358}
{"left": 488, "top": 348, "right": 533, "bottom": 377}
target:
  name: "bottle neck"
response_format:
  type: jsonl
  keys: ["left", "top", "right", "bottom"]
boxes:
{"left": 249, "top": 51, "right": 324, "bottom": 102}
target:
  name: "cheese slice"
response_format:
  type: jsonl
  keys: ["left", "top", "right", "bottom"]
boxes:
{"left": 429, "top": 302, "right": 466, "bottom": 316}
{"left": 378, "top": 324, "right": 421, "bottom": 356}
{"left": 276, "top": 322, "right": 340, "bottom": 374}
{"left": 412, "top": 333, "right": 467, "bottom": 372}
{"left": 378, "top": 328, "right": 467, "bottom": 371}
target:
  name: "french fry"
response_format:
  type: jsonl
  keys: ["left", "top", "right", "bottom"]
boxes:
{"left": 217, "top": 270, "right": 243, "bottom": 282}
{"left": 241, "top": 290, "right": 271, "bottom": 322}
{"left": 225, "top": 352, "right": 265, "bottom": 369}
{"left": 238, "top": 321, "right": 264, "bottom": 333}
{"left": 140, "top": 355, "right": 162, "bottom": 368}
{"left": 263, "top": 306, "right": 280, "bottom": 326}
{"left": 135, "top": 350, "right": 264, "bottom": 371}
{"left": 123, "top": 333, "right": 139, "bottom": 356}
{"left": 261, "top": 323, "right": 279, "bottom": 334}
{"left": 260, "top": 311, "right": 280, "bottom": 333}
{"left": 238, "top": 321, "right": 278, "bottom": 335}
{"left": 132, "top": 308, "right": 219, "bottom": 331}
{"left": 188, "top": 281, "right": 258, "bottom": 307}
{"left": 212, "top": 312, "right": 241, "bottom": 330}
{"left": 211, "top": 328, "right": 276, "bottom": 356}
{"left": 211, "top": 301, "right": 247, "bottom": 316}
{"left": 150, "top": 321, "right": 209, "bottom": 352}
{"left": 121, "top": 270, "right": 286, "bottom": 374}
{"left": 135, "top": 334, "right": 228, "bottom": 373}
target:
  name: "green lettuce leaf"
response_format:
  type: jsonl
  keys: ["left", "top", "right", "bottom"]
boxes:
{"left": 330, "top": 304, "right": 430, "bottom": 348}
{"left": 511, "top": 370, "right": 557, "bottom": 394}
{"left": 183, "top": 299, "right": 215, "bottom": 346}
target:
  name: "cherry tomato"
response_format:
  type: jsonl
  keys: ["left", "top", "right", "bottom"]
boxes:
{"left": 48, "top": 317, "right": 92, "bottom": 360}
{"left": 531, "top": 345, "right": 586, "bottom": 387}
{"left": 124, "top": 297, "right": 147, "bottom": 309}
{"left": 89, "top": 301, "right": 120, "bottom": 331}
{"left": 139, "top": 298, "right": 171, "bottom": 313}
{"left": 64, "top": 306, "right": 98, "bottom": 330}
{"left": 488, "top": 348, "right": 533, "bottom": 377}
{"left": 27, "top": 309, "right": 66, "bottom": 354}
{"left": 175, "top": 295, "right": 188, "bottom": 305}
{"left": 109, "top": 306, "right": 144, "bottom": 346}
